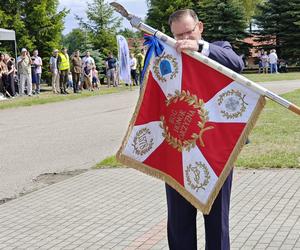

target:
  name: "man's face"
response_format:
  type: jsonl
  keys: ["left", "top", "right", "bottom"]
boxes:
{"left": 86, "top": 51, "right": 90, "bottom": 57}
{"left": 170, "top": 15, "right": 203, "bottom": 41}
{"left": 33, "top": 50, "right": 38, "bottom": 56}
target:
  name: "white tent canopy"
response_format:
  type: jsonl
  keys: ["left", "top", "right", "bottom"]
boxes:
{"left": 0, "top": 28, "right": 16, "bottom": 41}
{"left": 0, "top": 28, "right": 18, "bottom": 75}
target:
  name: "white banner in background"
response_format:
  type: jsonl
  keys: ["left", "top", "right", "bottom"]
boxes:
{"left": 117, "top": 35, "right": 131, "bottom": 84}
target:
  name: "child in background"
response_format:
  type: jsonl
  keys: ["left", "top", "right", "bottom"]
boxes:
{"left": 92, "top": 66, "right": 100, "bottom": 90}
{"left": 83, "top": 62, "right": 92, "bottom": 91}
{"left": 67, "top": 72, "right": 73, "bottom": 89}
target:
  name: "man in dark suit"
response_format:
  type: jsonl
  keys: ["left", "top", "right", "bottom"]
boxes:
{"left": 166, "top": 9, "right": 244, "bottom": 250}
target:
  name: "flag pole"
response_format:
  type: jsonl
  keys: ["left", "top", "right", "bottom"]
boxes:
{"left": 110, "top": 2, "right": 300, "bottom": 116}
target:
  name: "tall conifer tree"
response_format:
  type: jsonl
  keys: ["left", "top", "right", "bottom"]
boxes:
{"left": 196, "top": 0, "right": 248, "bottom": 53}
{"left": 255, "top": 0, "right": 300, "bottom": 62}
{"left": 80, "top": 0, "right": 122, "bottom": 55}
{"left": 146, "top": 0, "right": 195, "bottom": 35}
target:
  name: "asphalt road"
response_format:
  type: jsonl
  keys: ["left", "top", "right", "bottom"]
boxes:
{"left": 0, "top": 89, "right": 139, "bottom": 200}
{"left": 0, "top": 80, "right": 299, "bottom": 200}
{"left": 259, "top": 79, "right": 300, "bottom": 94}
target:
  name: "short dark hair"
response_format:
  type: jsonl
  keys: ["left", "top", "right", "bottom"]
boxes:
{"left": 168, "top": 9, "right": 199, "bottom": 26}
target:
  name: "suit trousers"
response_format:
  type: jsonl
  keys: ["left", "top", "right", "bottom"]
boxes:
{"left": 166, "top": 170, "right": 233, "bottom": 250}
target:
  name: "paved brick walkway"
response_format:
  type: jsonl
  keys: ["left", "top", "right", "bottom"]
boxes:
{"left": 0, "top": 168, "right": 299, "bottom": 249}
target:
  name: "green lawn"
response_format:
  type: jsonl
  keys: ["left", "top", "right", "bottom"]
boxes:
{"left": 1, "top": 73, "right": 299, "bottom": 110}
{"left": 0, "top": 85, "right": 136, "bottom": 110}
{"left": 236, "top": 89, "right": 300, "bottom": 168}
{"left": 93, "top": 155, "right": 123, "bottom": 169}
{"left": 97, "top": 89, "right": 300, "bottom": 169}
{"left": 243, "top": 72, "right": 300, "bottom": 82}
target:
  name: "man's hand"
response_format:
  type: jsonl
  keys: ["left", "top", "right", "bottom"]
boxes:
{"left": 175, "top": 39, "right": 198, "bottom": 53}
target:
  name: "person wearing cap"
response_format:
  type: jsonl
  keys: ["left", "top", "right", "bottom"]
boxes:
{"left": 57, "top": 47, "right": 70, "bottom": 94}
{"left": 17, "top": 48, "right": 32, "bottom": 96}
{"left": 49, "top": 49, "right": 60, "bottom": 94}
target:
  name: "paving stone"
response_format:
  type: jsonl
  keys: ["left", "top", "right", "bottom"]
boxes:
{"left": 0, "top": 169, "right": 298, "bottom": 249}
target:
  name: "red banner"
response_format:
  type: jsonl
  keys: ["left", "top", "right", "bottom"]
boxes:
{"left": 117, "top": 39, "right": 265, "bottom": 214}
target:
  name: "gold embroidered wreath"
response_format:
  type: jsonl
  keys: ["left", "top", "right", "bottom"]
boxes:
{"left": 160, "top": 90, "right": 214, "bottom": 152}
{"left": 153, "top": 53, "right": 179, "bottom": 82}
{"left": 217, "top": 89, "right": 248, "bottom": 119}
{"left": 185, "top": 162, "right": 211, "bottom": 192}
{"left": 132, "top": 128, "right": 154, "bottom": 156}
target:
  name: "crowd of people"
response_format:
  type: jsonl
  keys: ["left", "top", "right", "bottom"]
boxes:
{"left": 49, "top": 48, "right": 100, "bottom": 95}
{"left": 258, "top": 49, "right": 288, "bottom": 74}
{"left": 128, "top": 49, "right": 145, "bottom": 87}
{"left": 0, "top": 53, "right": 16, "bottom": 98}
{"left": 0, "top": 47, "right": 146, "bottom": 99}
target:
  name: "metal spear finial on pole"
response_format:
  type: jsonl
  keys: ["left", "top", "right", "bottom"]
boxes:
{"left": 110, "top": 2, "right": 300, "bottom": 116}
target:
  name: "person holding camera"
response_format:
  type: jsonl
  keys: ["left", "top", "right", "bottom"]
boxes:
{"left": 5, "top": 54, "right": 16, "bottom": 97}
{"left": 0, "top": 53, "right": 8, "bottom": 96}
{"left": 17, "top": 48, "right": 32, "bottom": 96}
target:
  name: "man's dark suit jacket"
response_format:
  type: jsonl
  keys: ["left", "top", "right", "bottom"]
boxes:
{"left": 208, "top": 41, "right": 244, "bottom": 73}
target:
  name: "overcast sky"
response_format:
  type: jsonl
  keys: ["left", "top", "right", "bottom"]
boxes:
{"left": 58, "top": 0, "right": 148, "bottom": 34}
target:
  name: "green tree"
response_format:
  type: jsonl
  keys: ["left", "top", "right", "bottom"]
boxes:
{"left": 196, "top": 0, "right": 248, "bottom": 53}
{"left": 240, "top": 0, "right": 265, "bottom": 32}
{"left": 62, "top": 28, "right": 88, "bottom": 55}
{"left": 0, "top": 0, "right": 68, "bottom": 82}
{"left": 81, "top": 0, "right": 122, "bottom": 56}
{"left": 0, "top": 0, "right": 31, "bottom": 51}
{"left": 146, "top": 0, "right": 195, "bottom": 35}
{"left": 131, "top": 38, "right": 142, "bottom": 55}
{"left": 23, "top": 0, "right": 67, "bottom": 50}
{"left": 0, "top": 0, "right": 67, "bottom": 53}
{"left": 118, "top": 28, "right": 143, "bottom": 39}
{"left": 24, "top": 0, "right": 68, "bottom": 81}
{"left": 241, "top": 0, "right": 264, "bottom": 24}
{"left": 255, "top": 0, "right": 300, "bottom": 63}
